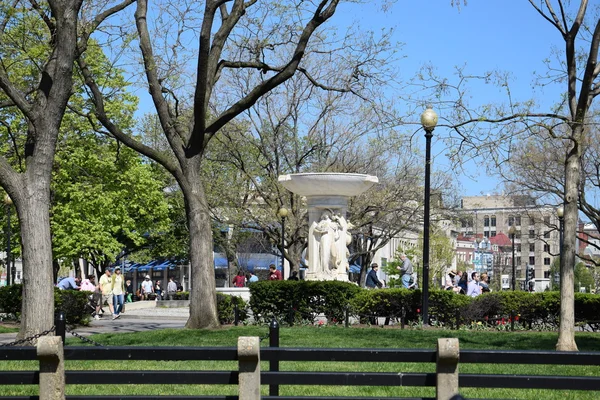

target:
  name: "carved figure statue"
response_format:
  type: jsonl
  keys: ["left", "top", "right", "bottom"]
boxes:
{"left": 313, "top": 211, "right": 342, "bottom": 273}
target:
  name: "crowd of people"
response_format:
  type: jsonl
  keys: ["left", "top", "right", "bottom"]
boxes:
{"left": 443, "top": 269, "right": 491, "bottom": 297}
{"left": 230, "top": 264, "right": 298, "bottom": 287}
{"left": 56, "top": 267, "right": 184, "bottom": 320}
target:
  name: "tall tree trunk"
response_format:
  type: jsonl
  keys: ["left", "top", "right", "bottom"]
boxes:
{"left": 183, "top": 172, "right": 219, "bottom": 329}
{"left": 556, "top": 124, "right": 581, "bottom": 351}
{"left": 17, "top": 186, "right": 54, "bottom": 341}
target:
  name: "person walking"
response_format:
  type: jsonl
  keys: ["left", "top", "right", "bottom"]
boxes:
{"left": 111, "top": 266, "right": 125, "bottom": 319}
{"left": 154, "top": 280, "right": 163, "bottom": 300}
{"left": 167, "top": 277, "right": 177, "bottom": 300}
{"left": 365, "top": 263, "right": 383, "bottom": 289}
{"left": 125, "top": 279, "right": 134, "bottom": 303}
{"left": 141, "top": 275, "right": 154, "bottom": 300}
{"left": 99, "top": 268, "right": 114, "bottom": 316}
{"left": 397, "top": 254, "right": 414, "bottom": 289}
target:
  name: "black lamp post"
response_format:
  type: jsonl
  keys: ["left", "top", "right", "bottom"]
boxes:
{"left": 420, "top": 105, "right": 438, "bottom": 326}
{"left": 557, "top": 205, "right": 564, "bottom": 290}
{"left": 4, "top": 195, "right": 11, "bottom": 286}
{"left": 277, "top": 207, "right": 288, "bottom": 279}
{"left": 508, "top": 224, "right": 516, "bottom": 291}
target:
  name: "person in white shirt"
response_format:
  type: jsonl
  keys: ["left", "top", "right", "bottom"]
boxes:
{"left": 467, "top": 272, "right": 482, "bottom": 297}
{"left": 141, "top": 275, "right": 154, "bottom": 300}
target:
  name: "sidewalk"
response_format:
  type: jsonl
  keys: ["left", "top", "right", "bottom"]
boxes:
{"left": 0, "top": 302, "right": 189, "bottom": 345}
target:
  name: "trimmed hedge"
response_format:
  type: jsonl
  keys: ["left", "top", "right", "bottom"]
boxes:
{"left": 250, "top": 281, "right": 600, "bottom": 329}
{"left": 217, "top": 293, "right": 249, "bottom": 324}
{"left": 0, "top": 284, "right": 90, "bottom": 325}
{"left": 249, "top": 280, "right": 360, "bottom": 324}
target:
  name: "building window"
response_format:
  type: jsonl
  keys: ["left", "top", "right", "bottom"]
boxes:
{"left": 491, "top": 216, "right": 496, "bottom": 227}
{"left": 516, "top": 216, "right": 521, "bottom": 226}
{"left": 529, "top": 243, "right": 535, "bottom": 252}
{"left": 544, "top": 231, "right": 550, "bottom": 239}
{"left": 516, "top": 256, "right": 521, "bottom": 265}
{"left": 530, "top": 217, "right": 535, "bottom": 226}
{"left": 508, "top": 216, "right": 514, "bottom": 226}
{"left": 544, "top": 244, "right": 550, "bottom": 252}
{"left": 529, "top": 229, "right": 535, "bottom": 239}
{"left": 484, "top": 231, "right": 490, "bottom": 238}
{"left": 544, "top": 216, "right": 550, "bottom": 224}
{"left": 484, "top": 216, "right": 489, "bottom": 227}
{"left": 529, "top": 256, "right": 535, "bottom": 265}
{"left": 516, "top": 245, "right": 521, "bottom": 252}
{"left": 516, "top": 230, "right": 521, "bottom": 239}
{"left": 491, "top": 231, "right": 497, "bottom": 237}
{"left": 544, "top": 270, "right": 550, "bottom": 279}
{"left": 381, "top": 258, "right": 387, "bottom": 267}
{"left": 544, "top": 257, "right": 551, "bottom": 265}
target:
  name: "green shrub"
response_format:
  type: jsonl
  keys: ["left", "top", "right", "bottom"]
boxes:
{"left": 54, "top": 288, "right": 90, "bottom": 325}
{"left": 216, "top": 293, "right": 249, "bottom": 324}
{"left": 249, "top": 280, "right": 360, "bottom": 324}
{"left": 0, "top": 284, "right": 22, "bottom": 319}
{"left": 173, "top": 291, "right": 189, "bottom": 300}
{"left": 0, "top": 284, "right": 90, "bottom": 325}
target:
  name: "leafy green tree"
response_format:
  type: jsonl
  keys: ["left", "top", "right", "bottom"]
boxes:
{"left": 0, "top": 0, "right": 133, "bottom": 340}
{"left": 51, "top": 134, "right": 171, "bottom": 277}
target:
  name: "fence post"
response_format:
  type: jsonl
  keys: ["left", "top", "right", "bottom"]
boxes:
{"left": 401, "top": 306, "right": 405, "bottom": 330}
{"left": 511, "top": 310, "right": 515, "bottom": 331}
{"left": 234, "top": 302, "right": 239, "bottom": 326}
{"left": 37, "top": 336, "right": 65, "bottom": 400}
{"left": 238, "top": 336, "right": 260, "bottom": 400}
{"left": 436, "top": 338, "right": 459, "bottom": 400}
{"left": 55, "top": 312, "right": 66, "bottom": 344}
{"left": 344, "top": 305, "right": 349, "bottom": 328}
{"left": 269, "top": 318, "right": 280, "bottom": 396}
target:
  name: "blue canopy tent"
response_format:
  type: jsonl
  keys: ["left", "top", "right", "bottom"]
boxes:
{"left": 153, "top": 260, "right": 176, "bottom": 271}
{"left": 214, "top": 256, "right": 229, "bottom": 268}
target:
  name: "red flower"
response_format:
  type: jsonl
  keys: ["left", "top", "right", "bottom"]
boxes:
{"left": 484, "top": 316, "right": 489, "bottom": 321}
{"left": 515, "top": 316, "right": 520, "bottom": 321}
{"left": 416, "top": 308, "right": 421, "bottom": 313}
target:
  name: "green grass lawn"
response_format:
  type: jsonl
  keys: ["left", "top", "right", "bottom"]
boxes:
{"left": 0, "top": 326, "right": 18, "bottom": 334}
{"left": 2, "top": 326, "right": 600, "bottom": 399}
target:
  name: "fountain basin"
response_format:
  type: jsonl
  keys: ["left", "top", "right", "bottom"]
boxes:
{"left": 278, "top": 173, "right": 378, "bottom": 197}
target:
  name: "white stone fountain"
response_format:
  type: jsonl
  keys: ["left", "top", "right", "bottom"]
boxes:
{"left": 278, "top": 173, "right": 378, "bottom": 281}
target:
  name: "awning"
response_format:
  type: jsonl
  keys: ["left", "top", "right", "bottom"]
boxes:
{"left": 153, "top": 260, "right": 176, "bottom": 271}
{"left": 214, "top": 256, "right": 229, "bottom": 268}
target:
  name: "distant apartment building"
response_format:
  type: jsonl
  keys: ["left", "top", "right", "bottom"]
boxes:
{"left": 457, "top": 195, "right": 561, "bottom": 290}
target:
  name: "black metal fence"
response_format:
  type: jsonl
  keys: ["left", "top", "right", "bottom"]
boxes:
{"left": 1, "top": 318, "right": 600, "bottom": 399}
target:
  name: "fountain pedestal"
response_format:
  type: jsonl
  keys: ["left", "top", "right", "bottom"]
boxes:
{"left": 278, "top": 173, "right": 378, "bottom": 281}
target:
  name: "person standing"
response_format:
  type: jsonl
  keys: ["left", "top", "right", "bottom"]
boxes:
{"left": 246, "top": 271, "right": 259, "bottom": 283}
{"left": 365, "top": 263, "right": 383, "bottom": 289}
{"left": 111, "top": 266, "right": 125, "bottom": 319}
{"left": 154, "top": 280, "right": 163, "bottom": 300}
{"left": 141, "top": 275, "right": 154, "bottom": 300}
{"left": 397, "top": 254, "right": 413, "bottom": 289}
{"left": 268, "top": 264, "right": 282, "bottom": 280}
{"left": 99, "top": 268, "right": 114, "bottom": 316}
{"left": 467, "top": 272, "right": 482, "bottom": 297}
{"left": 232, "top": 271, "right": 246, "bottom": 287}
{"left": 288, "top": 271, "right": 299, "bottom": 281}
{"left": 479, "top": 273, "right": 491, "bottom": 293}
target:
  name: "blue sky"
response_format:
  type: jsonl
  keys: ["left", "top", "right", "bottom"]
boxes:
{"left": 335, "top": 0, "right": 567, "bottom": 196}
{"left": 131, "top": 1, "right": 568, "bottom": 197}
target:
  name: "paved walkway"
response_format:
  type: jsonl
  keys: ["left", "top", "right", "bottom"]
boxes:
{"left": 0, "top": 303, "right": 189, "bottom": 345}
